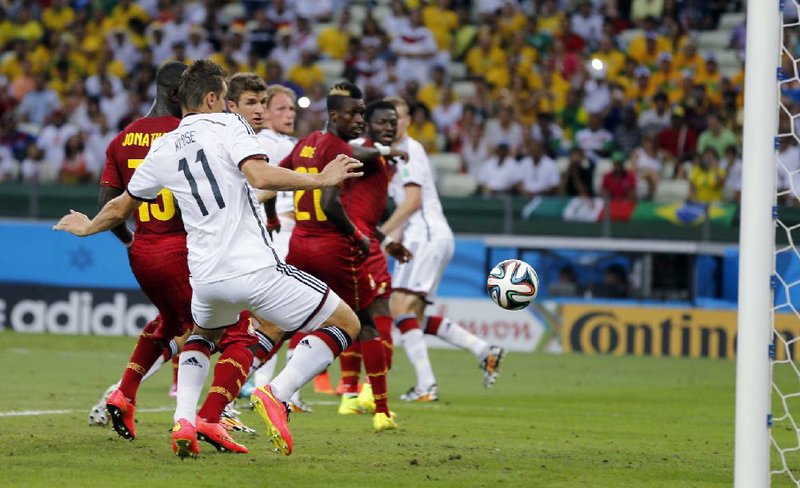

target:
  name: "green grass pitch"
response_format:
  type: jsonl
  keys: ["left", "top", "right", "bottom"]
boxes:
{"left": 0, "top": 331, "right": 745, "bottom": 487}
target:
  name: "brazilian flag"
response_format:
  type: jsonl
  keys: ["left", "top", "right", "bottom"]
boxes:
{"left": 631, "top": 202, "right": 738, "bottom": 226}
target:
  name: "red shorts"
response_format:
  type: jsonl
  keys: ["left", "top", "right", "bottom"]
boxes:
{"left": 219, "top": 311, "right": 258, "bottom": 350}
{"left": 287, "top": 234, "right": 376, "bottom": 311}
{"left": 365, "top": 238, "right": 392, "bottom": 300}
{"left": 128, "top": 233, "right": 193, "bottom": 342}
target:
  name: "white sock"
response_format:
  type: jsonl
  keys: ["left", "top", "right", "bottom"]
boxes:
{"left": 401, "top": 328, "right": 436, "bottom": 389}
{"left": 173, "top": 350, "right": 211, "bottom": 425}
{"left": 270, "top": 336, "right": 334, "bottom": 402}
{"left": 433, "top": 316, "right": 491, "bottom": 361}
{"left": 254, "top": 355, "right": 278, "bottom": 388}
{"left": 140, "top": 355, "right": 165, "bottom": 383}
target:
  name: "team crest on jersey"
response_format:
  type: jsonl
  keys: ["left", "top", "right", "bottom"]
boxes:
{"left": 299, "top": 146, "right": 316, "bottom": 158}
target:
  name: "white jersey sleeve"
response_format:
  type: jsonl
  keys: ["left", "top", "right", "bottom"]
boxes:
{"left": 225, "top": 114, "right": 269, "bottom": 168}
{"left": 127, "top": 140, "right": 168, "bottom": 201}
{"left": 257, "top": 128, "right": 297, "bottom": 215}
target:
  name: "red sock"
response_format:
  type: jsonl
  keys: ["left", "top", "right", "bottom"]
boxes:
{"left": 288, "top": 332, "right": 306, "bottom": 350}
{"left": 424, "top": 315, "right": 444, "bottom": 336}
{"left": 339, "top": 342, "right": 362, "bottom": 395}
{"left": 119, "top": 324, "right": 165, "bottom": 402}
{"left": 375, "top": 315, "right": 394, "bottom": 370}
{"left": 197, "top": 345, "right": 253, "bottom": 424}
{"left": 395, "top": 314, "right": 420, "bottom": 333}
{"left": 361, "top": 338, "right": 389, "bottom": 414}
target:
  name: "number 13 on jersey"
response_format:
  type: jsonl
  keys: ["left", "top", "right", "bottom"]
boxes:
{"left": 294, "top": 167, "right": 327, "bottom": 221}
{"left": 128, "top": 159, "right": 176, "bottom": 222}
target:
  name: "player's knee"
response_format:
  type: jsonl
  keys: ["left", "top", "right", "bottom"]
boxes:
{"left": 328, "top": 302, "right": 361, "bottom": 340}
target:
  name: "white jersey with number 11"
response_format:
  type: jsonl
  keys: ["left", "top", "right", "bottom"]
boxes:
{"left": 127, "top": 112, "right": 279, "bottom": 284}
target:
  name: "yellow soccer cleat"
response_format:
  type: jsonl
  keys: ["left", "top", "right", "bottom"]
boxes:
{"left": 338, "top": 394, "right": 365, "bottom": 415}
{"left": 356, "top": 382, "right": 376, "bottom": 414}
{"left": 373, "top": 411, "right": 398, "bottom": 432}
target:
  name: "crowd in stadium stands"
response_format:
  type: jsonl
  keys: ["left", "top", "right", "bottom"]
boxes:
{"left": 0, "top": 0, "right": 797, "bottom": 207}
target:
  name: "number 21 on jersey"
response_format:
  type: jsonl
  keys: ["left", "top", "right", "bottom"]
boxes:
{"left": 294, "top": 167, "right": 327, "bottom": 221}
{"left": 128, "top": 159, "right": 175, "bottom": 222}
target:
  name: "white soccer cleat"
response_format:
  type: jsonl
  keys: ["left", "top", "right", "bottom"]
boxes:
{"left": 88, "top": 381, "right": 120, "bottom": 427}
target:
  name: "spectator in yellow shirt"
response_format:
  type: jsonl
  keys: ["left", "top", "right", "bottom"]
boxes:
{"left": 673, "top": 40, "right": 705, "bottom": 77}
{"left": 465, "top": 28, "right": 506, "bottom": 76}
{"left": 628, "top": 31, "right": 664, "bottom": 69}
{"left": 110, "top": 0, "right": 149, "bottom": 27}
{"left": 537, "top": 0, "right": 565, "bottom": 37}
{"left": 0, "top": 9, "right": 14, "bottom": 48}
{"left": 317, "top": 9, "right": 351, "bottom": 59}
{"left": 407, "top": 103, "right": 439, "bottom": 154}
{"left": 422, "top": 0, "right": 459, "bottom": 53}
{"left": 418, "top": 65, "right": 447, "bottom": 111}
{"left": 689, "top": 148, "right": 727, "bottom": 203}
{"left": 497, "top": 2, "right": 527, "bottom": 42}
{"left": 625, "top": 65, "right": 656, "bottom": 109}
{"left": 42, "top": 0, "right": 75, "bottom": 32}
{"left": 14, "top": 7, "right": 44, "bottom": 42}
{"left": 287, "top": 50, "right": 325, "bottom": 91}
{"left": 508, "top": 31, "right": 538, "bottom": 71}
{"left": 649, "top": 52, "right": 680, "bottom": 98}
{"left": 591, "top": 36, "right": 626, "bottom": 80}
{"left": 695, "top": 54, "right": 723, "bottom": 106}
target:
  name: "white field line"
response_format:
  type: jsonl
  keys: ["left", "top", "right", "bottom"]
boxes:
{"left": 0, "top": 406, "right": 173, "bottom": 418}
{"left": 0, "top": 401, "right": 343, "bottom": 418}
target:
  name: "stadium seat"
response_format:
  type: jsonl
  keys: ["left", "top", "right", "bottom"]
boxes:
{"left": 452, "top": 80, "right": 477, "bottom": 99}
{"left": 371, "top": 5, "right": 391, "bottom": 21}
{"left": 317, "top": 59, "right": 344, "bottom": 81}
{"left": 556, "top": 156, "right": 569, "bottom": 173}
{"left": 719, "top": 12, "right": 746, "bottom": 30}
{"left": 593, "top": 158, "right": 613, "bottom": 194}
{"left": 430, "top": 152, "right": 462, "bottom": 174}
{"left": 449, "top": 62, "right": 467, "bottom": 79}
{"left": 654, "top": 179, "right": 690, "bottom": 202}
{"left": 697, "top": 30, "right": 730, "bottom": 50}
{"left": 712, "top": 49, "right": 740, "bottom": 71}
{"left": 439, "top": 173, "right": 478, "bottom": 197}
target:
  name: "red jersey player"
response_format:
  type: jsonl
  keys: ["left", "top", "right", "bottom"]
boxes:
{"left": 96, "top": 62, "right": 256, "bottom": 454}
{"left": 280, "top": 82, "right": 410, "bottom": 431}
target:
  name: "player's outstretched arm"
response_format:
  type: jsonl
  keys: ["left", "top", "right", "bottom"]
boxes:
{"left": 54, "top": 193, "right": 139, "bottom": 238}
{"left": 380, "top": 183, "right": 422, "bottom": 235}
{"left": 98, "top": 186, "right": 133, "bottom": 247}
{"left": 241, "top": 154, "right": 363, "bottom": 191}
{"left": 320, "top": 186, "right": 371, "bottom": 259}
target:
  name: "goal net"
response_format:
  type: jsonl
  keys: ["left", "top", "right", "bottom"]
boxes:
{"left": 772, "top": 2, "right": 800, "bottom": 485}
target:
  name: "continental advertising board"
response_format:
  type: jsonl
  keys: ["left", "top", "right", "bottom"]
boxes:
{"left": 559, "top": 303, "right": 800, "bottom": 360}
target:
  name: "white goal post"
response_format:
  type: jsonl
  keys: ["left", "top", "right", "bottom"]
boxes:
{"left": 734, "top": 0, "right": 781, "bottom": 486}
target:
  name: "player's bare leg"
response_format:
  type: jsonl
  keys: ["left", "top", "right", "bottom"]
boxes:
{"left": 391, "top": 291, "right": 439, "bottom": 402}
{"left": 252, "top": 300, "right": 361, "bottom": 455}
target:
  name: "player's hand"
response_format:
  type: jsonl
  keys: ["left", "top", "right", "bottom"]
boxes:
{"left": 267, "top": 215, "right": 281, "bottom": 238}
{"left": 385, "top": 241, "right": 413, "bottom": 263}
{"left": 53, "top": 209, "right": 91, "bottom": 237}
{"left": 350, "top": 229, "right": 371, "bottom": 262}
{"left": 388, "top": 148, "right": 408, "bottom": 161}
{"left": 320, "top": 154, "right": 363, "bottom": 187}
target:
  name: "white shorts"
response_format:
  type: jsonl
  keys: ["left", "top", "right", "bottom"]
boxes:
{"left": 270, "top": 215, "right": 295, "bottom": 261}
{"left": 392, "top": 237, "right": 454, "bottom": 303}
{"left": 191, "top": 264, "right": 340, "bottom": 332}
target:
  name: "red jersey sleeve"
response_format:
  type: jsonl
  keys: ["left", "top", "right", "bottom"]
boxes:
{"left": 99, "top": 132, "right": 124, "bottom": 189}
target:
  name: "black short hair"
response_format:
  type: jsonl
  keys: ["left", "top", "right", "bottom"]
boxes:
{"left": 177, "top": 60, "right": 227, "bottom": 110}
{"left": 227, "top": 72, "right": 267, "bottom": 104}
{"left": 364, "top": 100, "right": 396, "bottom": 123}
{"left": 156, "top": 61, "right": 188, "bottom": 90}
{"left": 327, "top": 81, "right": 363, "bottom": 112}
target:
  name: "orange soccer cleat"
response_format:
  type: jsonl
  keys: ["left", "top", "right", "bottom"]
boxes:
{"left": 313, "top": 370, "right": 335, "bottom": 395}
{"left": 196, "top": 417, "right": 249, "bottom": 454}
{"left": 171, "top": 418, "right": 199, "bottom": 459}
{"left": 106, "top": 389, "right": 137, "bottom": 440}
{"left": 251, "top": 386, "right": 293, "bottom": 456}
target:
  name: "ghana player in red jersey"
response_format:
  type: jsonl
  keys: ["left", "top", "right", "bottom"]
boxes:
{"left": 95, "top": 62, "right": 256, "bottom": 454}
{"left": 280, "top": 82, "right": 411, "bottom": 431}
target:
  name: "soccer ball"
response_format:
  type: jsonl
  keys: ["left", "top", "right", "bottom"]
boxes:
{"left": 487, "top": 259, "right": 539, "bottom": 311}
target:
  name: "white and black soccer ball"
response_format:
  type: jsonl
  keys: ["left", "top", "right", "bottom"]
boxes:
{"left": 486, "top": 259, "right": 539, "bottom": 311}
